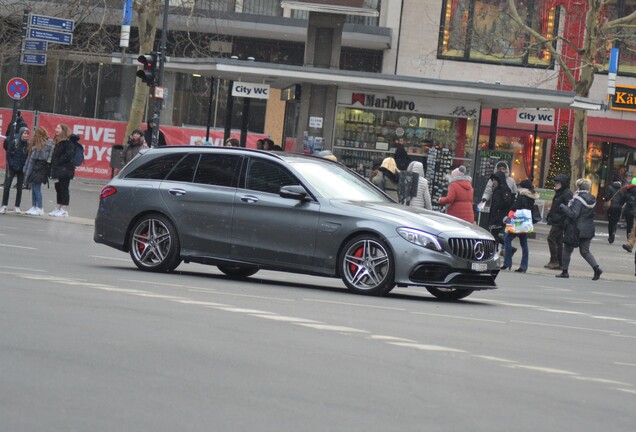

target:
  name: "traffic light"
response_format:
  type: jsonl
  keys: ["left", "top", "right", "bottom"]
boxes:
{"left": 136, "top": 52, "right": 158, "bottom": 86}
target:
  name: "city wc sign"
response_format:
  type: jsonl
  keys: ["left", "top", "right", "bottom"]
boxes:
{"left": 232, "top": 82, "right": 270, "bottom": 99}
{"left": 516, "top": 108, "right": 555, "bottom": 126}
{"left": 610, "top": 85, "right": 636, "bottom": 112}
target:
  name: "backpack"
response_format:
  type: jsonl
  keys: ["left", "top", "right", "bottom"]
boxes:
{"left": 73, "top": 141, "right": 85, "bottom": 167}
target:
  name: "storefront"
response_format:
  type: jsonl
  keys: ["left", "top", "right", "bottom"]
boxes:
{"left": 331, "top": 89, "right": 478, "bottom": 178}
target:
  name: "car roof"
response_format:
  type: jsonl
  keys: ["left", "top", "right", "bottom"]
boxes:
{"left": 141, "top": 146, "right": 331, "bottom": 164}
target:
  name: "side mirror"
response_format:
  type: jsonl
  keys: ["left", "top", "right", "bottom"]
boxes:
{"left": 279, "top": 185, "right": 308, "bottom": 201}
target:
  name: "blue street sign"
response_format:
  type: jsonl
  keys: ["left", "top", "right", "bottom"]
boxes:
{"left": 24, "top": 40, "right": 48, "bottom": 52}
{"left": 28, "top": 28, "right": 73, "bottom": 45}
{"left": 21, "top": 53, "right": 47, "bottom": 66}
{"left": 609, "top": 48, "right": 620, "bottom": 74}
{"left": 29, "top": 14, "right": 75, "bottom": 32}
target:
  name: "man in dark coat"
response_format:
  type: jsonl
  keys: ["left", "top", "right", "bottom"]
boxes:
{"left": 544, "top": 174, "right": 574, "bottom": 269}
{"left": 143, "top": 119, "right": 166, "bottom": 147}
{"left": 605, "top": 176, "right": 624, "bottom": 244}
{"left": 487, "top": 170, "right": 513, "bottom": 252}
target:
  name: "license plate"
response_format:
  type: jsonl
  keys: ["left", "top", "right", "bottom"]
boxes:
{"left": 471, "top": 262, "right": 488, "bottom": 272}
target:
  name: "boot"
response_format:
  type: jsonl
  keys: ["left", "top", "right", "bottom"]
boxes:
{"left": 544, "top": 262, "right": 559, "bottom": 269}
{"left": 609, "top": 233, "right": 615, "bottom": 244}
{"left": 592, "top": 266, "right": 603, "bottom": 281}
{"left": 555, "top": 270, "right": 569, "bottom": 278}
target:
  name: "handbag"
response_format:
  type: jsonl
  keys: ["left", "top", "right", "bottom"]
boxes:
{"left": 563, "top": 219, "right": 580, "bottom": 247}
{"left": 531, "top": 204, "right": 542, "bottom": 224}
{"left": 505, "top": 209, "right": 534, "bottom": 234}
{"left": 27, "top": 159, "right": 51, "bottom": 184}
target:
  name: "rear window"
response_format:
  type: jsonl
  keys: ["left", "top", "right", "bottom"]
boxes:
{"left": 126, "top": 154, "right": 185, "bottom": 180}
{"left": 194, "top": 154, "right": 241, "bottom": 187}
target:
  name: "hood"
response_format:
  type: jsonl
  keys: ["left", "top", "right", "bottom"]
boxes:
{"left": 518, "top": 188, "right": 540, "bottom": 200}
{"left": 330, "top": 200, "right": 491, "bottom": 239}
{"left": 449, "top": 175, "right": 472, "bottom": 185}
{"left": 573, "top": 191, "right": 596, "bottom": 207}
{"left": 494, "top": 160, "right": 510, "bottom": 176}
{"left": 490, "top": 171, "right": 508, "bottom": 187}
{"left": 406, "top": 160, "right": 425, "bottom": 176}
{"left": 69, "top": 134, "right": 81, "bottom": 142}
{"left": 554, "top": 174, "right": 570, "bottom": 188}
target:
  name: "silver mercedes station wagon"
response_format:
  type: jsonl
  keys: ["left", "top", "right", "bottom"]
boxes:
{"left": 94, "top": 147, "right": 499, "bottom": 300}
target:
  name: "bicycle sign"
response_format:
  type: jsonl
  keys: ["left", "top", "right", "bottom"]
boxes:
{"left": 6, "top": 77, "right": 29, "bottom": 100}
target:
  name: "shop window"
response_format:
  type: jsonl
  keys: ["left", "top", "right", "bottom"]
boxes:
{"left": 439, "top": 0, "right": 557, "bottom": 67}
{"left": 55, "top": 60, "right": 98, "bottom": 118}
{"left": 601, "top": 0, "right": 636, "bottom": 76}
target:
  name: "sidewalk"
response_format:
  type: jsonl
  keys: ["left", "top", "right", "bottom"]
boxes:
{"left": 1, "top": 173, "right": 635, "bottom": 281}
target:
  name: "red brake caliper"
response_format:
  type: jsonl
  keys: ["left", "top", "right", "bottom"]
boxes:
{"left": 349, "top": 246, "right": 364, "bottom": 274}
{"left": 137, "top": 231, "right": 148, "bottom": 254}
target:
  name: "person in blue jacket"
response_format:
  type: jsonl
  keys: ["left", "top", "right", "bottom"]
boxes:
{"left": 1, "top": 126, "right": 30, "bottom": 214}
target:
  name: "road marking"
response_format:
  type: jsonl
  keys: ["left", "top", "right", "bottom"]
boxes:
{"left": 473, "top": 355, "right": 517, "bottom": 363}
{"left": 506, "top": 364, "right": 578, "bottom": 376}
{"left": 571, "top": 376, "right": 632, "bottom": 386}
{"left": 0, "top": 265, "right": 47, "bottom": 272}
{"left": 615, "top": 362, "right": 636, "bottom": 367}
{"left": 591, "top": 292, "right": 629, "bottom": 298}
{"left": 171, "top": 299, "right": 230, "bottom": 307}
{"left": 0, "top": 243, "right": 36, "bottom": 250}
{"left": 614, "top": 388, "right": 636, "bottom": 395}
{"left": 610, "top": 334, "right": 636, "bottom": 339}
{"left": 304, "top": 298, "right": 406, "bottom": 311}
{"left": 592, "top": 315, "right": 631, "bottom": 322}
{"left": 215, "top": 307, "right": 276, "bottom": 314}
{"left": 511, "top": 320, "right": 621, "bottom": 334}
{"left": 189, "top": 288, "right": 295, "bottom": 302}
{"left": 539, "top": 308, "right": 587, "bottom": 315}
{"left": 368, "top": 335, "right": 417, "bottom": 342}
{"left": 387, "top": 342, "right": 466, "bottom": 353}
{"left": 89, "top": 255, "right": 131, "bottom": 262}
{"left": 249, "top": 314, "right": 323, "bottom": 324}
{"left": 296, "top": 323, "right": 369, "bottom": 333}
{"left": 409, "top": 311, "right": 506, "bottom": 323}
{"left": 128, "top": 292, "right": 188, "bottom": 300}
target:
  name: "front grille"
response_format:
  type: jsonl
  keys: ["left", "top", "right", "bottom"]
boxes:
{"left": 448, "top": 238, "right": 496, "bottom": 261}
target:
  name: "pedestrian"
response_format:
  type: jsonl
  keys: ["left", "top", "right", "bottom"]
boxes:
{"left": 48, "top": 124, "right": 76, "bottom": 218}
{"left": 23, "top": 126, "right": 54, "bottom": 216}
{"left": 544, "top": 174, "right": 573, "bottom": 270}
{"left": 123, "top": 129, "right": 146, "bottom": 164}
{"left": 620, "top": 177, "right": 636, "bottom": 247}
{"left": 556, "top": 178, "right": 603, "bottom": 280}
{"left": 144, "top": 118, "right": 167, "bottom": 147}
{"left": 487, "top": 170, "right": 513, "bottom": 253}
{"left": 371, "top": 157, "right": 400, "bottom": 201}
{"left": 604, "top": 176, "right": 624, "bottom": 244}
{"left": 502, "top": 179, "right": 539, "bottom": 272}
{"left": 439, "top": 165, "right": 473, "bottom": 222}
{"left": 394, "top": 145, "right": 411, "bottom": 171}
{"left": 226, "top": 137, "right": 240, "bottom": 147}
{"left": 405, "top": 161, "right": 432, "bottom": 210}
{"left": 623, "top": 222, "right": 636, "bottom": 254}
{"left": 477, "top": 160, "right": 517, "bottom": 211}
{"left": 0, "top": 126, "right": 30, "bottom": 214}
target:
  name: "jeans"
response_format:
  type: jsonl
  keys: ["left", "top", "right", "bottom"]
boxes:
{"left": 562, "top": 238, "right": 599, "bottom": 271}
{"left": 504, "top": 232, "right": 529, "bottom": 269}
{"left": 54, "top": 178, "right": 71, "bottom": 206}
{"left": 31, "top": 182, "right": 43, "bottom": 208}
{"left": 547, "top": 225, "right": 565, "bottom": 265}
{"left": 2, "top": 167, "right": 24, "bottom": 207}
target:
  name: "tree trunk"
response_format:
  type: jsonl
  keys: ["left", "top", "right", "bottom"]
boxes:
{"left": 126, "top": 0, "right": 162, "bottom": 142}
{"left": 570, "top": 109, "right": 587, "bottom": 189}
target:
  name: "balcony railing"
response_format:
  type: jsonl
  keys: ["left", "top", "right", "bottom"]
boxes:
{"left": 194, "top": 0, "right": 380, "bottom": 26}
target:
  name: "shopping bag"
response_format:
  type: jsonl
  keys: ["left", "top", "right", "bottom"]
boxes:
{"left": 505, "top": 209, "right": 534, "bottom": 234}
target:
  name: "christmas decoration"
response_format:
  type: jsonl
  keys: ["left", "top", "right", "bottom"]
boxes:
{"left": 545, "top": 124, "right": 571, "bottom": 189}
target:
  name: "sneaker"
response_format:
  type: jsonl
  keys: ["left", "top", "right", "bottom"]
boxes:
{"left": 0, "top": 206, "right": 6, "bottom": 214}
{"left": 14, "top": 207, "right": 21, "bottom": 214}
{"left": 623, "top": 244, "right": 633, "bottom": 253}
{"left": 25, "top": 207, "right": 35, "bottom": 215}
{"left": 54, "top": 209, "right": 68, "bottom": 218}
{"left": 36, "top": 208, "right": 45, "bottom": 216}
{"left": 48, "top": 208, "right": 61, "bottom": 216}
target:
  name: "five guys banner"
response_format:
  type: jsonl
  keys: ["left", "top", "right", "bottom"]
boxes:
{"left": 1, "top": 108, "right": 268, "bottom": 180}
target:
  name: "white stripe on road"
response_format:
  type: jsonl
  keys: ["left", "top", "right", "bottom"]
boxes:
{"left": 506, "top": 364, "right": 578, "bottom": 376}
{"left": 511, "top": 320, "right": 620, "bottom": 334}
{"left": 0, "top": 265, "right": 47, "bottom": 272}
{"left": 615, "top": 362, "right": 636, "bottom": 367}
{"left": 368, "top": 335, "right": 417, "bottom": 343}
{"left": 410, "top": 311, "right": 506, "bottom": 323}
{"left": 89, "top": 255, "right": 131, "bottom": 262}
{"left": 189, "top": 288, "right": 295, "bottom": 302}
{"left": 249, "top": 314, "right": 322, "bottom": 324}
{"left": 304, "top": 298, "right": 406, "bottom": 311}
{"left": 539, "top": 308, "right": 587, "bottom": 315}
{"left": 295, "top": 323, "right": 369, "bottom": 333}
{"left": 0, "top": 243, "right": 36, "bottom": 250}
{"left": 387, "top": 342, "right": 465, "bottom": 353}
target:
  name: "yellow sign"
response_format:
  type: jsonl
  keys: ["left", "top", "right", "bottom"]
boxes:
{"left": 610, "top": 85, "right": 636, "bottom": 112}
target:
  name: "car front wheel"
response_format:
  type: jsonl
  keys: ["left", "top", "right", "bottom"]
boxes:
{"left": 340, "top": 235, "right": 395, "bottom": 296}
{"left": 129, "top": 214, "right": 181, "bottom": 272}
{"left": 426, "top": 287, "right": 473, "bottom": 301}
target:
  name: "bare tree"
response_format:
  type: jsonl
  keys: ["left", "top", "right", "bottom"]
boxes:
{"left": 507, "top": 0, "right": 636, "bottom": 185}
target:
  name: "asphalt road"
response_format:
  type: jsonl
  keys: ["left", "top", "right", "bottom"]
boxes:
{"left": 1, "top": 183, "right": 635, "bottom": 431}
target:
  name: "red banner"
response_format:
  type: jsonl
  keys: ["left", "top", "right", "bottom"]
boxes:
{"left": 2, "top": 109, "right": 268, "bottom": 180}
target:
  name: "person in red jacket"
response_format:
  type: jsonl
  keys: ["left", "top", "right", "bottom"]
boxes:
{"left": 439, "top": 165, "right": 475, "bottom": 223}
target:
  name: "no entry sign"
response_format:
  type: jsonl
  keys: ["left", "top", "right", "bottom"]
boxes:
{"left": 6, "top": 77, "right": 29, "bottom": 100}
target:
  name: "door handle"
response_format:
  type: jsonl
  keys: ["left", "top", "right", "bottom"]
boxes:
{"left": 169, "top": 188, "right": 187, "bottom": 196}
{"left": 240, "top": 195, "right": 259, "bottom": 203}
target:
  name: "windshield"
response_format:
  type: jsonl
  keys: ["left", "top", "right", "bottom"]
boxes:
{"left": 291, "top": 160, "right": 390, "bottom": 202}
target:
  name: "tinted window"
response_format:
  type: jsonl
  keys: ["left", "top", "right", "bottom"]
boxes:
{"left": 126, "top": 154, "right": 185, "bottom": 180}
{"left": 245, "top": 159, "right": 298, "bottom": 194}
{"left": 192, "top": 154, "right": 241, "bottom": 187}
{"left": 166, "top": 153, "right": 199, "bottom": 182}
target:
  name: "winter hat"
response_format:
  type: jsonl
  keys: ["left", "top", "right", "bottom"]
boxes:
{"left": 132, "top": 128, "right": 144, "bottom": 136}
{"left": 451, "top": 165, "right": 467, "bottom": 177}
{"left": 495, "top": 161, "right": 508, "bottom": 171}
{"left": 18, "top": 126, "right": 29, "bottom": 136}
{"left": 519, "top": 179, "right": 534, "bottom": 190}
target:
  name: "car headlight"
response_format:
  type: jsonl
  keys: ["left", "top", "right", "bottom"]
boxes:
{"left": 397, "top": 228, "right": 443, "bottom": 252}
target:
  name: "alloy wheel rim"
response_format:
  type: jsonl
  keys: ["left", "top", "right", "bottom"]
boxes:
{"left": 132, "top": 219, "right": 172, "bottom": 267}
{"left": 343, "top": 239, "right": 389, "bottom": 290}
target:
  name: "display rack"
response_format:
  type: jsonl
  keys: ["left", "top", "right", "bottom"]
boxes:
{"left": 426, "top": 147, "right": 453, "bottom": 212}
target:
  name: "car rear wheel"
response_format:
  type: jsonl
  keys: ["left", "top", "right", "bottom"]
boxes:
{"left": 340, "top": 235, "right": 395, "bottom": 296}
{"left": 130, "top": 214, "right": 181, "bottom": 272}
{"left": 426, "top": 287, "right": 473, "bottom": 301}
{"left": 217, "top": 265, "right": 259, "bottom": 278}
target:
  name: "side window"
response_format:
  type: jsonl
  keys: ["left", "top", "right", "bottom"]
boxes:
{"left": 194, "top": 154, "right": 241, "bottom": 187}
{"left": 126, "top": 154, "right": 185, "bottom": 180}
{"left": 166, "top": 153, "right": 199, "bottom": 182}
{"left": 245, "top": 159, "right": 298, "bottom": 194}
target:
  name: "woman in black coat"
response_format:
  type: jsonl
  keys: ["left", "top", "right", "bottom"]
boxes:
{"left": 48, "top": 124, "right": 76, "bottom": 217}
{"left": 488, "top": 171, "right": 513, "bottom": 251}
{"left": 556, "top": 178, "right": 602, "bottom": 280}
{"left": 605, "top": 177, "right": 624, "bottom": 244}
{"left": 502, "top": 179, "right": 539, "bottom": 272}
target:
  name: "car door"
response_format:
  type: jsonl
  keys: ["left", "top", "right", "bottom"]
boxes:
{"left": 230, "top": 157, "right": 319, "bottom": 270}
{"left": 160, "top": 152, "right": 241, "bottom": 258}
